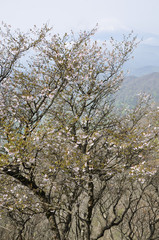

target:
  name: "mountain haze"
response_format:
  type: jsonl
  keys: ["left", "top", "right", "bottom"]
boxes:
{"left": 95, "top": 30, "right": 159, "bottom": 76}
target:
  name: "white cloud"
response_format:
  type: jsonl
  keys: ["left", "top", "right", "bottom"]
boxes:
{"left": 97, "top": 18, "right": 130, "bottom": 33}
{"left": 73, "top": 18, "right": 130, "bottom": 35}
{"left": 142, "top": 37, "right": 159, "bottom": 46}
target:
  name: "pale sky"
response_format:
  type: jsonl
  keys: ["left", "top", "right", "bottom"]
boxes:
{"left": 0, "top": 0, "right": 159, "bottom": 35}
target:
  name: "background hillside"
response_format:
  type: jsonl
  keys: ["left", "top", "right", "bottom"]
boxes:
{"left": 116, "top": 72, "right": 159, "bottom": 108}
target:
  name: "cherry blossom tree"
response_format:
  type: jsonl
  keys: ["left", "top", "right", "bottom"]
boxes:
{"left": 0, "top": 24, "right": 158, "bottom": 240}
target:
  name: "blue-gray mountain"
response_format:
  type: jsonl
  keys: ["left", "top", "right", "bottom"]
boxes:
{"left": 95, "top": 30, "right": 159, "bottom": 76}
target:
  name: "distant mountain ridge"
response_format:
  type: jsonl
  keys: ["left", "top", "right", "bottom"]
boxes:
{"left": 124, "top": 44, "right": 159, "bottom": 75}
{"left": 116, "top": 72, "right": 159, "bottom": 107}
{"left": 95, "top": 30, "right": 159, "bottom": 77}
{"left": 128, "top": 65, "right": 159, "bottom": 76}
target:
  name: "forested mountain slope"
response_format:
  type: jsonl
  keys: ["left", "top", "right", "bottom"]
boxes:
{"left": 116, "top": 72, "right": 159, "bottom": 107}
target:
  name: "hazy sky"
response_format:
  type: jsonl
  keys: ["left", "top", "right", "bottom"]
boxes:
{"left": 1, "top": 0, "right": 159, "bottom": 35}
